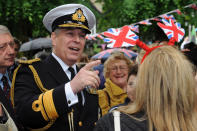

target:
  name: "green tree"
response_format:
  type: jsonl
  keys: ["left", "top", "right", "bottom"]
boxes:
{"left": 0, "top": 0, "right": 196, "bottom": 44}
{"left": 0, "top": 0, "right": 100, "bottom": 42}
{"left": 96, "top": 0, "right": 197, "bottom": 42}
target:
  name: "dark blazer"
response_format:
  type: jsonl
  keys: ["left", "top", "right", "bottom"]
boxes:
{"left": 94, "top": 111, "right": 148, "bottom": 131}
{"left": 13, "top": 55, "right": 99, "bottom": 131}
{"left": 0, "top": 87, "right": 22, "bottom": 130}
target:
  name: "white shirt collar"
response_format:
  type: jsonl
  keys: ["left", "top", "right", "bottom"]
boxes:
{"left": 0, "top": 70, "right": 11, "bottom": 88}
{"left": 52, "top": 52, "right": 77, "bottom": 79}
{"left": 0, "top": 71, "right": 9, "bottom": 80}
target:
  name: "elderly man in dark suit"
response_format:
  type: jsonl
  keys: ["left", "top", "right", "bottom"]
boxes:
{"left": 12, "top": 4, "right": 101, "bottom": 131}
{"left": 0, "top": 25, "right": 20, "bottom": 130}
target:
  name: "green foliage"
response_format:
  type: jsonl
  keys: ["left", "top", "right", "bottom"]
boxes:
{"left": 0, "top": 0, "right": 96, "bottom": 42}
{"left": 96, "top": 0, "right": 197, "bottom": 43}
{"left": 93, "top": 43, "right": 101, "bottom": 53}
{"left": 0, "top": 0, "right": 196, "bottom": 45}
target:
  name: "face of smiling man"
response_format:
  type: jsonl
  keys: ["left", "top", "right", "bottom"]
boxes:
{"left": 51, "top": 28, "right": 86, "bottom": 66}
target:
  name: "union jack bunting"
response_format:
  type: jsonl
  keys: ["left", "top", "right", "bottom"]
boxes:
{"left": 159, "top": 14, "right": 176, "bottom": 21}
{"left": 103, "top": 28, "right": 120, "bottom": 43}
{"left": 85, "top": 35, "right": 91, "bottom": 40}
{"left": 157, "top": 18, "right": 185, "bottom": 42}
{"left": 85, "top": 35, "right": 96, "bottom": 40}
{"left": 191, "top": 3, "right": 197, "bottom": 10}
{"left": 96, "top": 34, "right": 104, "bottom": 39}
{"left": 128, "top": 25, "right": 139, "bottom": 33}
{"left": 151, "top": 17, "right": 161, "bottom": 22}
{"left": 175, "top": 9, "right": 182, "bottom": 15}
{"left": 138, "top": 20, "right": 152, "bottom": 25}
{"left": 103, "top": 26, "right": 139, "bottom": 48}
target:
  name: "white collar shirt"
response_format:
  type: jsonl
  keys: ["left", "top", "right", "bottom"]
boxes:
{"left": 52, "top": 52, "right": 79, "bottom": 106}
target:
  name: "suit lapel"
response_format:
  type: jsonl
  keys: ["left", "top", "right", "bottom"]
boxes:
{"left": 43, "top": 55, "right": 70, "bottom": 84}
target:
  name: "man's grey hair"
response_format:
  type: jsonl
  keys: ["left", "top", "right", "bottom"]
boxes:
{"left": 0, "top": 25, "right": 11, "bottom": 35}
{"left": 54, "top": 28, "right": 61, "bottom": 35}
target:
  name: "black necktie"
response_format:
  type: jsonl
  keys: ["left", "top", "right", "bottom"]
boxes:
{"left": 2, "top": 76, "right": 11, "bottom": 100}
{"left": 68, "top": 67, "right": 75, "bottom": 80}
{"left": 68, "top": 67, "right": 83, "bottom": 106}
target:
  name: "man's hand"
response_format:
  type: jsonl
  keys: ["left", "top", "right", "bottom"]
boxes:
{"left": 71, "top": 60, "right": 101, "bottom": 94}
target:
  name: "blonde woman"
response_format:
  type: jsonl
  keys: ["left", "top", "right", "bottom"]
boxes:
{"left": 94, "top": 46, "right": 197, "bottom": 131}
{"left": 97, "top": 51, "right": 133, "bottom": 115}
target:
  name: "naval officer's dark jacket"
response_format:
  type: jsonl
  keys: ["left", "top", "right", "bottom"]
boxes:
{"left": 11, "top": 55, "right": 100, "bottom": 131}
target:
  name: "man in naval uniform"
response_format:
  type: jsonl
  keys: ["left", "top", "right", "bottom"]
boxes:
{"left": 12, "top": 4, "right": 101, "bottom": 131}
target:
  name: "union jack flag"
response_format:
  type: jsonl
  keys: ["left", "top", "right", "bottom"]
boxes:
{"left": 103, "top": 26, "right": 139, "bottom": 48}
{"left": 96, "top": 34, "right": 104, "bottom": 39}
{"left": 138, "top": 20, "right": 152, "bottom": 25}
{"left": 85, "top": 35, "right": 96, "bottom": 40}
{"left": 175, "top": 9, "right": 182, "bottom": 15}
{"left": 85, "top": 35, "right": 91, "bottom": 40}
{"left": 191, "top": 3, "right": 197, "bottom": 10}
{"left": 128, "top": 25, "right": 139, "bottom": 33}
{"left": 159, "top": 14, "right": 176, "bottom": 21}
{"left": 151, "top": 17, "right": 161, "bottom": 22}
{"left": 157, "top": 18, "right": 185, "bottom": 42}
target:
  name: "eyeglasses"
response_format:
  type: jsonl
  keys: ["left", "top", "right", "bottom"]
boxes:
{"left": 110, "top": 66, "right": 128, "bottom": 72}
{"left": 0, "top": 41, "right": 15, "bottom": 51}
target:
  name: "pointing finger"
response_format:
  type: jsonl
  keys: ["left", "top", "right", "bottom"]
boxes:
{"left": 83, "top": 60, "right": 101, "bottom": 70}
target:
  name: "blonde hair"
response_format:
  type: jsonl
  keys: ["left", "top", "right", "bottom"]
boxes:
{"left": 135, "top": 49, "right": 145, "bottom": 65}
{"left": 136, "top": 43, "right": 159, "bottom": 64}
{"left": 119, "top": 46, "right": 197, "bottom": 131}
{"left": 103, "top": 51, "right": 133, "bottom": 78}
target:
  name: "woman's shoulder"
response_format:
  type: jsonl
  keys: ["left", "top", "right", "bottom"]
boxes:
{"left": 94, "top": 112, "right": 114, "bottom": 131}
{"left": 94, "top": 111, "right": 148, "bottom": 131}
{"left": 120, "top": 112, "right": 148, "bottom": 130}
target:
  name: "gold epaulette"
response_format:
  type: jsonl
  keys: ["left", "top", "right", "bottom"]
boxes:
{"left": 19, "top": 58, "right": 40, "bottom": 64}
{"left": 11, "top": 57, "right": 45, "bottom": 107}
{"left": 11, "top": 57, "right": 56, "bottom": 130}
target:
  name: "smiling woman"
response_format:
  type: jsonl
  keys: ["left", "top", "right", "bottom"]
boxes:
{"left": 94, "top": 46, "right": 197, "bottom": 131}
{"left": 97, "top": 51, "right": 134, "bottom": 115}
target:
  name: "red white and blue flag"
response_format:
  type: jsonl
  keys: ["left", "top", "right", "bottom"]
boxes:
{"left": 85, "top": 35, "right": 96, "bottom": 40}
{"left": 191, "top": 4, "right": 197, "bottom": 10}
{"left": 157, "top": 18, "right": 185, "bottom": 42}
{"left": 151, "top": 17, "right": 161, "bottom": 22}
{"left": 103, "top": 26, "right": 139, "bottom": 48}
{"left": 96, "top": 34, "right": 104, "bottom": 39}
{"left": 128, "top": 25, "right": 139, "bottom": 33}
{"left": 159, "top": 14, "right": 176, "bottom": 21}
{"left": 85, "top": 35, "right": 91, "bottom": 40}
{"left": 175, "top": 9, "right": 182, "bottom": 15}
{"left": 138, "top": 20, "right": 152, "bottom": 25}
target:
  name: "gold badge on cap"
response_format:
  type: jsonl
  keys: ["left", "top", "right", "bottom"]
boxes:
{"left": 72, "top": 8, "right": 86, "bottom": 22}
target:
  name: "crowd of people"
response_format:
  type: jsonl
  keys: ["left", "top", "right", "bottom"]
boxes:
{"left": 0, "top": 3, "right": 197, "bottom": 131}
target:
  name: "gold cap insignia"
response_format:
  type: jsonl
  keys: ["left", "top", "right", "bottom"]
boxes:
{"left": 72, "top": 8, "right": 86, "bottom": 22}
